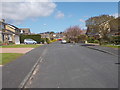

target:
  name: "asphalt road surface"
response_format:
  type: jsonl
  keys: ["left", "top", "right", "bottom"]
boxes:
{"left": 26, "top": 42, "right": 118, "bottom": 88}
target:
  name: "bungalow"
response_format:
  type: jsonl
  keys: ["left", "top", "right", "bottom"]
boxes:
{"left": 0, "top": 19, "right": 21, "bottom": 44}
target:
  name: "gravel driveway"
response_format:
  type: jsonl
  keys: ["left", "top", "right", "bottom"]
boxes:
{"left": 1, "top": 48, "right": 34, "bottom": 53}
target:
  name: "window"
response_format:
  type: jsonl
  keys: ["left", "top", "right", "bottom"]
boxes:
{"left": 8, "top": 35, "right": 12, "bottom": 41}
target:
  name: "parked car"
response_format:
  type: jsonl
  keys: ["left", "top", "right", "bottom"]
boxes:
{"left": 24, "top": 39, "right": 37, "bottom": 44}
{"left": 58, "top": 39, "right": 62, "bottom": 41}
{"left": 61, "top": 40, "right": 67, "bottom": 44}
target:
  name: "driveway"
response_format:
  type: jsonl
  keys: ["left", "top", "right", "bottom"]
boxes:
{"left": 1, "top": 48, "right": 34, "bottom": 53}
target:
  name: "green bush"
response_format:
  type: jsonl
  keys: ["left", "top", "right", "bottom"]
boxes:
{"left": 87, "top": 37, "right": 95, "bottom": 43}
{"left": 40, "top": 38, "right": 45, "bottom": 44}
{"left": 9, "top": 42, "right": 15, "bottom": 45}
{"left": 78, "top": 35, "right": 87, "bottom": 41}
{"left": 45, "top": 38, "right": 50, "bottom": 44}
{"left": 20, "top": 34, "right": 41, "bottom": 43}
{"left": 40, "top": 38, "right": 50, "bottom": 44}
{"left": 94, "top": 40, "right": 99, "bottom": 43}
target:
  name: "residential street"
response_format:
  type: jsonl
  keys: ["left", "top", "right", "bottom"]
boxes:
{"left": 25, "top": 42, "right": 118, "bottom": 88}
{"left": 1, "top": 2, "right": 119, "bottom": 89}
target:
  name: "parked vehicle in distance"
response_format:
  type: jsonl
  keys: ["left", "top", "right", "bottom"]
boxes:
{"left": 24, "top": 39, "right": 37, "bottom": 44}
{"left": 58, "top": 39, "right": 62, "bottom": 41}
{"left": 61, "top": 40, "right": 67, "bottom": 44}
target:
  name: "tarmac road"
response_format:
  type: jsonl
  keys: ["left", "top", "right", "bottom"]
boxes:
{"left": 26, "top": 42, "right": 118, "bottom": 88}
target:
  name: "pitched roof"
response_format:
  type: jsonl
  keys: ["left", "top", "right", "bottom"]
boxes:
{"left": 20, "top": 28, "right": 31, "bottom": 33}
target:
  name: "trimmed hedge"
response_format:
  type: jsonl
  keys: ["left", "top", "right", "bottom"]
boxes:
{"left": 20, "top": 34, "right": 41, "bottom": 43}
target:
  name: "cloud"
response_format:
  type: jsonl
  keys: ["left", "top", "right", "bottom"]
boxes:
{"left": 55, "top": 11, "right": 64, "bottom": 19}
{"left": 0, "top": 1, "right": 56, "bottom": 23}
{"left": 1, "top": 0, "right": 120, "bottom": 2}
{"left": 79, "top": 19, "right": 85, "bottom": 23}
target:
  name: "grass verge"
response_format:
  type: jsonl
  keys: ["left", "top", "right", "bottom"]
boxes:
{"left": 102, "top": 45, "right": 120, "bottom": 48}
{"left": 2, "top": 44, "right": 42, "bottom": 48}
{"left": 0, "top": 53, "right": 23, "bottom": 65}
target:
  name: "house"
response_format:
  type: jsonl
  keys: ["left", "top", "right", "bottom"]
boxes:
{"left": 40, "top": 33, "right": 51, "bottom": 39}
{"left": 20, "top": 28, "right": 31, "bottom": 35}
{"left": 39, "top": 32, "right": 65, "bottom": 40}
{"left": 0, "top": 19, "right": 21, "bottom": 44}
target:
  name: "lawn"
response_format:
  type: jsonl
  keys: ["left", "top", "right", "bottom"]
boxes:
{"left": 0, "top": 53, "right": 23, "bottom": 65}
{"left": 2, "top": 44, "right": 42, "bottom": 48}
{"left": 102, "top": 45, "right": 120, "bottom": 48}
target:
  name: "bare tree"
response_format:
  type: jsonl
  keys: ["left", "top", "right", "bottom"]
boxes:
{"left": 64, "top": 26, "right": 82, "bottom": 43}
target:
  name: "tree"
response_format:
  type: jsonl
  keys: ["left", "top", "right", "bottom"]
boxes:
{"left": 77, "top": 34, "right": 88, "bottom": 43}
{"left": 64, "top": 26, "right": 82, "bottom": 43}
{"left": 50, "top": 31, "right": 55, "bottom": 34}
{"left": 86, "top": 15, "right": 115, "bottom": 36}
{"left": 85, "top": 15, "right": 116, "bottom": 45}
{"left": 109, "top": 17, "right": 120, "bottom": 35}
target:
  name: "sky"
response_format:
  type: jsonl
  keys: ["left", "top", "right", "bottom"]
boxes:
{"left": 0, "top": 1, "right": 118, "bottom": 33}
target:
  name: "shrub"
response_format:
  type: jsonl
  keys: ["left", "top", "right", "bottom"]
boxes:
{"left": 41, "top": 38, "right": 51, "bottom": 44}
{"left": 87, "top": 37, "right": 95, "bottom": 43}
{"left": 45, "top": 38, "right": 50, "bottom": 44}
{"left": 78, "top": 35, "right": 87, "bottom": 41}
{"left": 94, "top": 40, "right": 99, "bottom": 43}
{"left": 9, "top": 42, "right": 15, "bottom": 45}
{"left": 40, "top": 38, "right": 45, "bottom": 44}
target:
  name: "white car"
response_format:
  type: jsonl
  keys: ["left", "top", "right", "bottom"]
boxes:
{"left": 61, "top": 40, "right": 67, "bottom": 44}
{"left": 24, "top": 39, "right": 37, "bottom": 44}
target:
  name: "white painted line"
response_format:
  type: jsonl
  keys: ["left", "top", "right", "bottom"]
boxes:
{"left": 40, "top": 59, "right": 43, "bottom": 62}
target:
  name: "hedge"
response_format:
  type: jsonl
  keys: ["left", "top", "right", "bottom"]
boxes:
{"left": 87, "top": 37, "right": 95, "bottom": 43}
{"left": 20, "top": 34, "right": 41, "bottom": 43}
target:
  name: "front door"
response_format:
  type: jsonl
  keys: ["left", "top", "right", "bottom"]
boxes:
{"left": 15, "top": 35, "right": 20, "bottom": 44}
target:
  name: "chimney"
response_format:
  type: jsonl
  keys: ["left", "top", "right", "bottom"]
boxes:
{"left": 1, "top": 19, "right": 5, "bottom": 23}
